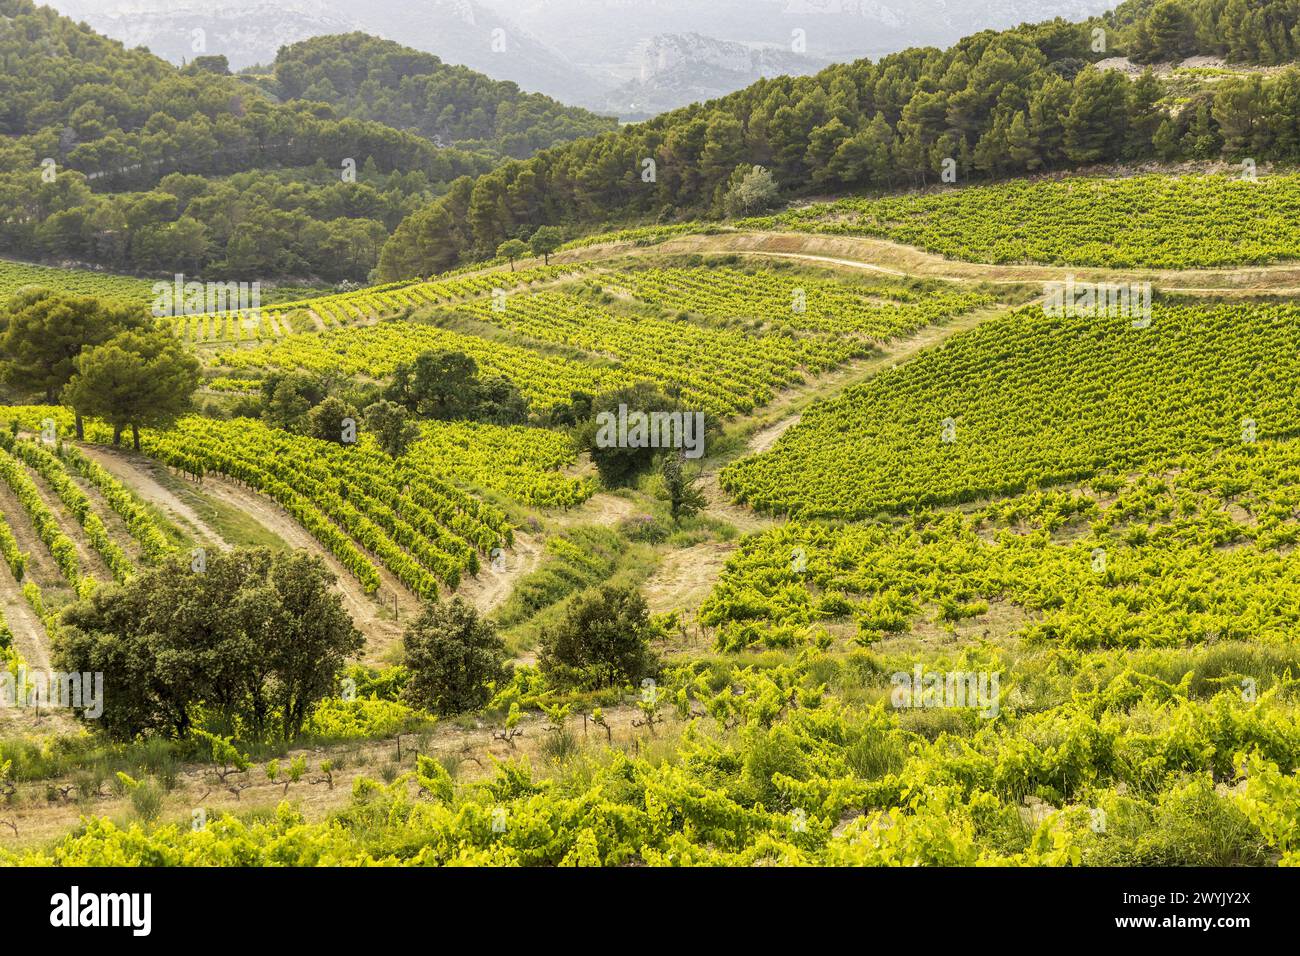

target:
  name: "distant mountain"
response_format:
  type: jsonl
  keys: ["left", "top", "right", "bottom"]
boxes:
{"left": 479, "top": 0, "right": 1122, "bottom": 75}
{"left": 50, "top": 0, "right": 354, "bottom": 68}
{"left": 50, "top": 0, "right": 602, "bottom": 104}
{"left": 342, "top": 0, "right": 599, "bottom": 107}
{"left": 600, "top": 33, "right": 825, "bottom": 120}
{"left": 49, "top": 0, "right": 1123, "bottom": 117}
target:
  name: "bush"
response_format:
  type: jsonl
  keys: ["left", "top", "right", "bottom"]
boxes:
{"left": 306, "top": 396, "right": 359, "bottom": 445}
{"left": 538, "top": 584, "right": 658, "bottom": 690}
{"left": 402, "top": 599, "right": 508, "bottom": 716}
{"left": 724, "top": 164, "right": 780, "bottom": 217}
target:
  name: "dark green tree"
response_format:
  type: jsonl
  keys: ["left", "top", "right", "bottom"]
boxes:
{"left": 55, "top": 548, "right": 362, "bottom": 741}
{"left": 539, "top": 584, "right": 657, "bottom": 690}
{"left": 363, "top": 400, "right": 422, "bottom": 457}
{"left": 0, "top": 289, "right": 144, "bottom": 439}
{"left": 402, "top": 598, "right": 508, "bottom": 716}
{"left": 63, "top": 328, "right": 200, "bottom": 450}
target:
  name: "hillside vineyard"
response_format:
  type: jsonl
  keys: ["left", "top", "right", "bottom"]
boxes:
{"left": 0, "top": 0, "right": 1299, "bottom": 925}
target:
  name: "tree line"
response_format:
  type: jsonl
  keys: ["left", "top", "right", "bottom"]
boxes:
{"left": 378, "top": 0, "right": 1300, "bottom": 279}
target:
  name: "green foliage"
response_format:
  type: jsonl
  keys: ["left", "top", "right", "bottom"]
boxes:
{"left": 402, "top": 598, "right": 508, "bottom": 717}
{"left": 767, "top": 174, "right": 1300, "bottom": 269}
{"left": 496, "top": 240, "right": 529, "bottom": 270}
{"left": 0, "top": 288, "right": 144, "bottom": 404}
{"left": 723, "top": 301, "right": 1300, "bottom": 518}
{"left": 305, "top": 396, "right": 359, "bottom": 446}
{"left": 0, "top": 0, "right": 499, "bottom": 282}
{"left": 305, "top": 697, "right": 426, "bottom": 740}
{"left": 55, "top": 548, "right": 363, "bottom": 741}
{"left": 64, "top": 329, "right": 201, "bottom": 449}
{"left": 378, "top": 1, "right": 1300, "bottom": 277}
{"left": 362, "top": 400, "right": 420, "bottom": 458}
{"left": 529, "top": 226, "right": 564, "bottom": 265}
{"left": 660, "top": 453, "right": 707, "bottom": 521}
{"left": 723, "top": 165, "right": 780, "bottom": 217}
{"left": 384, "top": 350, "right": 529, "bottom": 425}
{"left": 10, "top": 645, "right": 1300, "bottom": 866}
{"left": 272, "top": 33, "right": 615, "bottom": 159}
{"left": 538, "top": 584, "right": 658, "bottom": 690}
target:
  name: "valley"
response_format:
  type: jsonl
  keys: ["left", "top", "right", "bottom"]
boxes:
{"left": 2, "top": 0, "right": 1300, "bottom": 884}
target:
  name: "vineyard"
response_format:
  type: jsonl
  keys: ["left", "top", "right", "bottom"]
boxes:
{"left": 174, "top": 265, "right": 586, "bottom": 344}
{"left": 216, "top": 271, "right": 993, "bottom": 421}
{"left": 753, "top": 173, "right": 1300, "bottom": 269}
{"left": 0, "top": 424, "right": 180, "bottom": 656}
{"left": 457, "top": 289, "right": 865, "bottom": 415}
{"left": 611, "top": 266, "right": 992, "bottom": 338}
{"left": 0, "top": 258, "right": 156, "bottom": 304}
{"left": 15, "top": 0, "right": 1300, "bottom": 891}
{"left": 218, "top": 320, "right": 632, "bottom": 411}
{"left": 0, "top": 407, "right": 590, "bottom": 600}
{"left": 704, "top": 437, "right": 1300, "bottom": 652}
{"left": 3, "top": 253, "right": 1300, "bottom": 873}
{"left": 9, "top": 628, "right": 1300, "bottom": 865}
{"left": 5, "top": 184, "right": 1300, "bottom": 876}
{"left": 722, "top": 300, "right": 1300, "bottom": 518}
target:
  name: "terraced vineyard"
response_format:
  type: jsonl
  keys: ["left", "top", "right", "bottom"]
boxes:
{"left": 176, "top": 264, "right": 585, "bottom": 343}
{"left": 16, "top": 0, "right": 1300, "bottom": 891}
{"left": 0, "top": 258, "right": 155, "bottom": 303}
{"left": 219, "top": 320, "right": 631, "bottom": 411}
{"left": 0, "top": 408, "right": 591, "bottom": 599}
{"left": 705, "top": 440, "right": 1300, "bottom": 652}
{"left": 216, "top": 274, "right": 988, "bottom": 415}
{"left": 756, "top": 173, "right": 1300, "bottom": 268}
{"left": 0, "top": 426, "right": 178, "bottom": 661}
{"left": 613, "top": 266, "right": 992, "bottom": 338}
{"left": 458, "top": 289, "right": 865, "bottom": 415}
{"left": 722, "top": 301, "right": 1300, "bottom": 518}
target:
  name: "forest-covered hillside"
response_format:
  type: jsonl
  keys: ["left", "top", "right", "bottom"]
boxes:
{"left": 0, "top": 1, "right": 608, "bottom": 282}
{"left": 267, "top": 34, "right": 616, "bottom": 158}
{"left": 378, "top": 0, "right": 1300, "bottom": 278}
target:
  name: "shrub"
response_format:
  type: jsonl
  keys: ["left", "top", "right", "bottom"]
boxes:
{"left": 539, "top": 584, "right": 658, "bottom": 690}
{"left": 402, "top": 598, "right": 508, "bottom": 716}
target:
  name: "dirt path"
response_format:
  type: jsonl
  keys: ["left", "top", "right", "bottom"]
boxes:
{"left": 79, "top": 446, "right": 227, "bottom": 550}
{"left": 198, "top": 475, "right": 417, "bottom": 662}
{"left": 562, "top": 229, "right": 1300, "bottom": 296}
{"left": 643, "top": 542, "right": 734, "bottom": 617}
{"left": 77, "top": 446, "right": 416, "bottom": 662}
{"left": 552, "top": 492, "right": 642, "bottom": 529}
{"left": 0, "top": 563, "right": 50, "bottom": 673}
{"left": 24, "top": 470, "right": 113, "bottom": 585}
{"left": 748, "top": 416, "right": 801, "bottom": 456}
{"left": 456, "top": 532, "right": 543, "bottom": 615}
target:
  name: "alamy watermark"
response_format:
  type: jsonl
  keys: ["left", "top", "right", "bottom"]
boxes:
{"left": 890, "top": 666, "right": 1001, "bottom": 718}
{"left": 1043, "top": 276, "right": 1152, "bottom": 327}
{"left": 152, "top": 274, "right": 261, "bottom": 320}
{"left": 1, "top": 667, "right": 103, "bottom": 718}
{"left": 594, "top": 404, "right": 706, "bottom": 459}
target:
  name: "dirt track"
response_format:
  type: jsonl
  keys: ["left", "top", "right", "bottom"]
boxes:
{"left": 559, "top": 228, "right": 1300, "bottom": 296}
{"left": 457, "top": 532, "right": 543, "bottom": 615}
{"left": 79, "top": 446, "right": 226, "bottom": 550}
